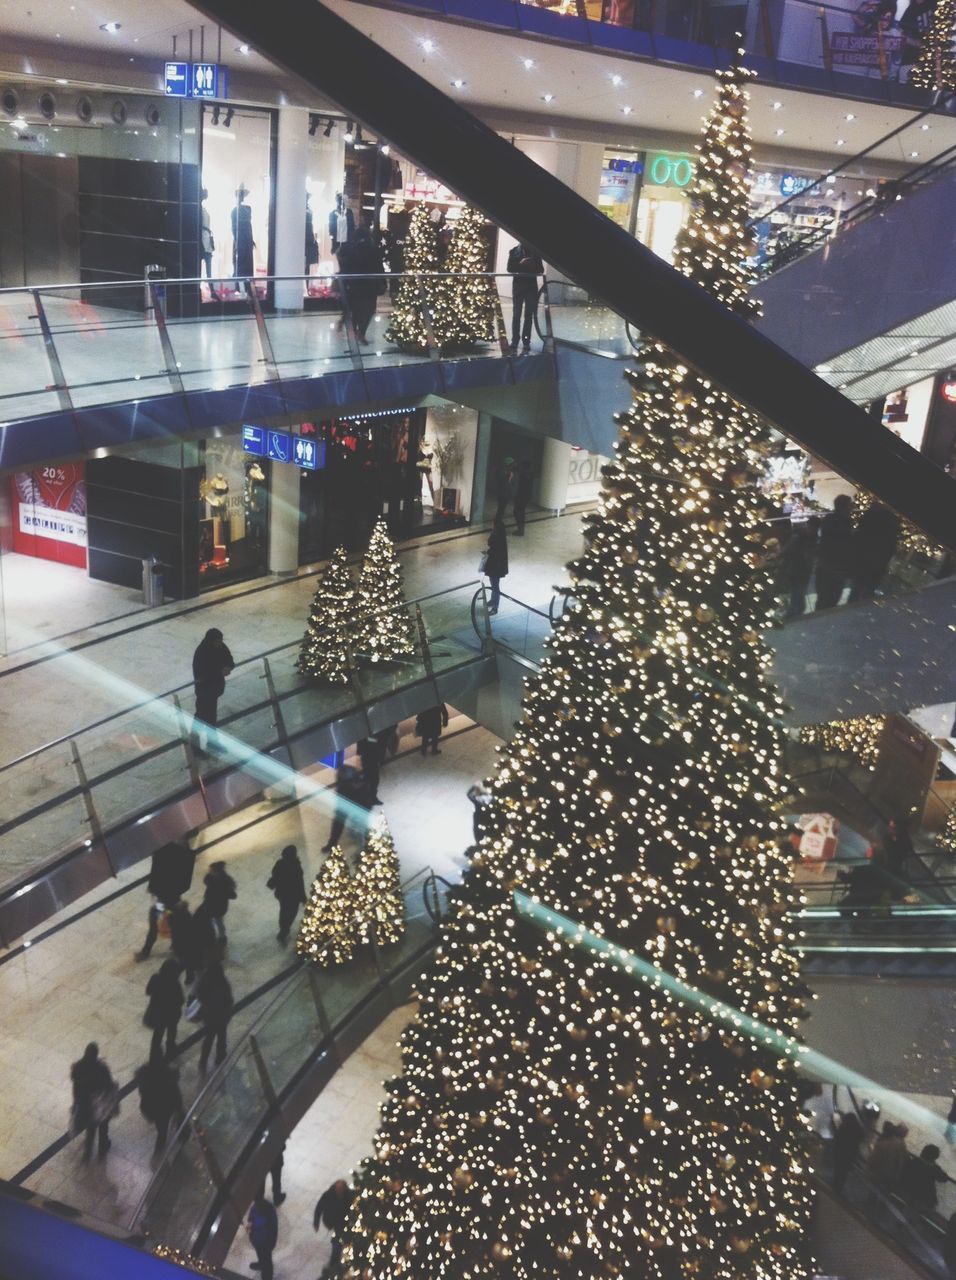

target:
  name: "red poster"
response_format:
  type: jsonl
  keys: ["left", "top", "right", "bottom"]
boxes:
{"left": 11, "top": 464, "right": 87, "bottom": 568}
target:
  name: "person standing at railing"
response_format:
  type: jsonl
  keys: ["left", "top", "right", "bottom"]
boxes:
{"left": 357, "top": 736, "right": 384, "bottom": 806}
{"left": 815, "top": 494, "right": 854, "bottom": 611}
{"left": 507, "top": 241, "right": 543, "bottom": 355}
{"left": 832, "top": 1108, "right": 866, "bottom": 1195}
{"left": 268, "top": 844, "right": 308, "bottom": 944}
{"left": 337, "top": 225, "right": 386, "bottom": 347}
{"left": 848, "top": 502, "right": 900, "bottom": 602}
{"left": 247, "top": 1188, "right": 279, "bottom": 1280}
{"left": 191, "top": 628, "right": 235, "bottom": 757}
{"left": 483, "top": 514, "right": 509, "bottom": 616}
{"left": 901, "top": 1143, "right": 956, "bottom": 1213}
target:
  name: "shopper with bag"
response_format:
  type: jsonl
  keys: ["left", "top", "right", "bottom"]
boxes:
{"left": 143, "top": 957, "right": 184, "bottom": 1062}
{"left": 70, "top": 1042, "right": 118, "bottom": 1161}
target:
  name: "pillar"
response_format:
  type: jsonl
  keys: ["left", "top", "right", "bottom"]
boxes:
{"left": 268, "top": 456, "right": 300, "bottom": 574}
{"left": 538, "top": 438, "right": 573, "bottom": 515}
{"left": 273, "top": 107, "right": 309, "bottom": 312}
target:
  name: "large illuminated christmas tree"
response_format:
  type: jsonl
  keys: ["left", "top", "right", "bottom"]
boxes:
{"left": 354, "top": 519, "right": 416, "bottom": 664}
{"left": 386, "top": 203, "right": 451, "bottom": 353}
{"left": 910, "top": 0, "right": 956, "bottom": 91}
{"left": 297, "top": 546, "right": 359, "bottom": 685}
{"left": 339, "top": 58, "right": 815, "bottom": 1280}
{"left": 444, "top": 205, "right": 498, "bottom": 350}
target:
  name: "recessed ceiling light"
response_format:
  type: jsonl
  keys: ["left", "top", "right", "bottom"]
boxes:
{"left": 451, "top": 79, "right": 466, "bottom": 89}
{"left": 845, "top": 113, "right": 856, "bottom": 121}
{"left": 541, "top": 93, "right": 555, "bottom": 103}
{"left": 836, "top": 138, "right": 845, "bottom": 146}
{"left": 99, "top": 21, "right": 121, "bottom": 32}
{"left": 920, "top": 123, "right": 930, "bottom": 130}
{"left": 692, "top": 88, "right": 704, "bottom": 98}
{"left": 522, "top": 57, "right": 535, "bottom": 70}
{"left": 380, "top": 144, "right": 390, "bottom": 155}
{"left": 771, "top": 100, "right": 782, "bottom": 110}
{"left": 420, "top": 38, "right": 436, "bottom": 53}
{"left": 910, "top": 151, "right": 919, "bottom": 157}
{"left": 237, "top": 43, "right": 251, "bottom": 54}
{"left": 825, "top": 174, "right": 836, "bottom": 184}
{"left": 775, "top": 128, "right": 784, "bottom": 136}
{"left": 610, "top": 74, "right": 623, "bottom": 86}
{"left": 56, "top": 78, "right": 68, "bottom": 84}
{"left": 621, "top": 105, "right": 633, "bottom": 115}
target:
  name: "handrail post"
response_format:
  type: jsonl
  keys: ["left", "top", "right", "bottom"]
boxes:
{"left": 248, "top": 1033, "right": 278, "bottom": 1109}
{"left": 69, "top": 738, "right": 115, "bottom": 876}
{"left": 31, "top": 290, "right": 74, "bottom": 414}
{"left": 262, "top": 657, "right": 290, "bottom": 754}
{"left": 818, "top": 5, "right": 832, "bottom": 72}
{"left": 245, "top": 280, "right": 286, "bottom": 406}
{"left": 305, "top": 965, "right": 334, "bottom": 1040}
{"left": 475, "top": 584, "right": 494, "bottom": 656}
{"left": 148, "top": 282, "right": 187, "bottom": 398}
{"left": 414, "top": 603, "right": 436, "bottom": 680}
{"left": 173, "top": 692, "right": 211, "bottom": 814}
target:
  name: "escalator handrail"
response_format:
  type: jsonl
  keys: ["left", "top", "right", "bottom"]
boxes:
{"left": 189, "top": 0, "right": 956, "bottom": 555}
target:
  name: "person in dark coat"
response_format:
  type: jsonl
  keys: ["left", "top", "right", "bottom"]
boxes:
{"left": 337, "top": 225, "right": 385, "bottom": 344}
{"left": 144, "top": 957, "right": 184, "bottom": 1062}
{"left": 269, "top": 1141, "right": 287, "bottom": 1206}
{"left": 779, "top": 519, "right": 817, "bottom": 619}
{"left": 883, "top": 815, "right": 914, "bottom": 880}
{"left": 267, "top": 845, "right": 307, "bottom": 944}
{"left": 944, "top": 1211, "right": 956, "bottom": 1276}
{"left": 357, "top": 736, "right": 384, "bottom": 807}
{"left": 313, "top": 1179, "right": 351, "bottom": 1278}
{"left": 168, "top": 901, "right": 201, "bottom": 985}
{"left": 467, "top": 782, "right": 492, "bottom": 842}
{"left": 513, "top": 459, "right": 534, "bottom": 535}
{"left": 134, "top": 1058, "right": 185, "bottom": 1152}
{"left": 849, "top": 502, "right": 900, "bottom": 601}
{"left": 191, "top": 628, "right": 235, "bottom": 756}
{"left": 901, "top": 1143, "right": 955, "bottom": 1212}
{"left": 484, "top": 514, "right": 509, "bottom": 614}
{"left": 814, "top": 493, "right": 854, "bottom": 610}
{"left": 507, "top": 241, "right": 543, "bottom": 354}
{"left": 71, "top": 1043, "right": 116, "bottom": 1161}
{"left": 416, "top": 703, "right": 449, "bottom": 756}
{"left": 832, "top": 1109, "right": 865, "bottom": 1194}
{"left": 196, "top": 958, "right": 234, "bottom": 1071}
{"left": 322, "top": 765, "right": 368, "bottom": 851}
{"left": 247, "top": 1189, "right": 279, "bottom": 1280}
{"left": 202, "top": 861, "right": 237, "bottom": 943}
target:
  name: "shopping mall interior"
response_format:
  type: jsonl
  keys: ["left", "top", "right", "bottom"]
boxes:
{"left": 3, "top": 0, "right": 956, "bottom": 1276}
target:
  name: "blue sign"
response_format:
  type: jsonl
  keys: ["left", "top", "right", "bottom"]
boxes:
{"left": 293, "top": 435, "right": 325, "bottom": 470}
{"left": 267, "top": 430, "right": 292, "bottom": 463}
{"left": 164, "top": 62, "right": 189, "bottom": 98}
{"left": 242, "top": 425, "right": 265, "bottom": 456}
{"left": 191, "top": 63, "right": 227, "bottom": 99}
{"left": 779, "top": 173, "right": 813, "bottom": 198}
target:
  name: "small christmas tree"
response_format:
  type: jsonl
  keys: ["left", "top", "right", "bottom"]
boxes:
{"left": 296, "top": 845, "right": 359, "bottom": 966}
{"left": 355, "top": 813, "right": 406, "bottom": 947}
{"left": 297, "top": 546, "right": 359, "bottom": 685}
{"left": 910, "top": 0, "right": 956, "bottom": 91}
{"left": 939, "top": 803, "right": 956, "bottom": 853}
{"left": 444, "top": 205, "right": 498, "bottom": 350}
{"left": 354, "top": 519, "right": 416, "bottom": 664}
{"left": 385, "top": 204, "right": 449, "bottom": 353}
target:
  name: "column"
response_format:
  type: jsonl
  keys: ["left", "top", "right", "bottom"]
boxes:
{"left": 273, "top": 107, "right": 309, "bottom": 312}
{"left": 537, "top": 438, "right": 572, "bottom": 515}
{"left": 268, "top": 457, "right": 300, "bottom": 575}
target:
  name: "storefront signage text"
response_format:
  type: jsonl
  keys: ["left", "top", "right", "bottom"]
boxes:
{"left": 647, "top": 153, "right": 695, "bottom": 189}
{"left": 831, "top": 32, "right": 901, "bottom": 67}
{"left": 164, "top": 63, "right": 189, "bottom": 98}
{"left": 779, "top": 173, "right": 814, "bottom": 197}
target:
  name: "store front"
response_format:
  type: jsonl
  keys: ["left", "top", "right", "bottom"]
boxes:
{"left": 198, "top": 430, "right": 270, "bottom": 590}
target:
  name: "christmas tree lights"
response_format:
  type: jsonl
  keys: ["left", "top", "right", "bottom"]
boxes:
{"left": 297, "top": 546, "right": 359, "bottom": 685}
{"left": 444, "top": 205, "right": 498, "bottom": 350}
{"left": 910, "top": 0, "right": 956, "bottom": 91}
{"left": 296, "top": 845, "right": 359, "bottom": 966}
{"left": 339, "top": 57, "right": 816, "bottom": 1280}
{"left": 386, "top": 203, "right": 448, "bottom": 353}
{"left": 355, "top": 813, "right": 406, "bottom": 947}
{"left": 938, "top": 802, "right": 956, "bottom": 852}
{"left": 354, "top": 519, "right": 416, "bottom": 664}
{"left": 798, "top": 714, "right": 885, "bottom": 769}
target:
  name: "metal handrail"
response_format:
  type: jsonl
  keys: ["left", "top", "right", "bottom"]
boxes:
{"left": 0, "top": 270, "right": 539, "bottom": 298}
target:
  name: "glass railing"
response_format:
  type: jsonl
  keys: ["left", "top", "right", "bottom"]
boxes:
{"left": 541, "top": 281, "right": 635, "bottom": 357}
{"left": 0, "top": 273, "right": 559, "bottom": 425}
{"left": 130, "top": 866, "right": 451, "bottom": 1258}
{"left": 0, "top": 580, "right": 489, "bottom": 945}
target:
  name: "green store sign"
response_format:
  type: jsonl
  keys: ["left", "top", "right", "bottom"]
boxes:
{"left": 647, "top": 152, "right": 695, "bottom": 188}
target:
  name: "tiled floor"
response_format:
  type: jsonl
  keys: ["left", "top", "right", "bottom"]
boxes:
{"left": 0, "top": 715, "right": 500, "bottom": 1231}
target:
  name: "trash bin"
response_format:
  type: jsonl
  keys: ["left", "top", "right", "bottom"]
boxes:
{"left": 142, "top": 556, "right": 164, "bottom": 606}
{"left": 145, "top": 264, "right": 166, "bottom": 316}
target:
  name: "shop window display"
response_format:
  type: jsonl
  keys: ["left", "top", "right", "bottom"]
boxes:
{"left": 198, "top": 432, "right": 269, "bottom": 588}
{"left": 200, "top": 104, "right": 274, "bottom": 303}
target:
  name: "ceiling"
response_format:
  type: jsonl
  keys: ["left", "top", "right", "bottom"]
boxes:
{"left": 816, "top": 300, "right": 956, "bottom": 404}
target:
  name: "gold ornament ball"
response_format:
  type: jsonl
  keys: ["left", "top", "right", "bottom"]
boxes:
{"left": 452, "top": 1167, "right": 474, "bottom": 1191}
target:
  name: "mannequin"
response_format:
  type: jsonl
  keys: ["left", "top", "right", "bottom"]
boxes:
{"left": 328, "top": 193, "right": 354, "bottom": 256}
{"left": 231, "top": 184, "right": 255, "bottom": 279}
{"left": 305, "top": 199, "right": 318, "bottom": 271}
{"left": 200, "top": 188, "right": 215, "bottom": 278}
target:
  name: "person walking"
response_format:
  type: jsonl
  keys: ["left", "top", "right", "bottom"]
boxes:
{"left": 70, "top": 1043, "right": 117, "bottom": 1162}
{"left": 247, "top": 1189, "right": 279, "bottom": 1280}
{"left": 134, "top": 1057, "right": 185, "bottom": 1153}
{"left": 416, "top": 703, "right": 449, "bottom": 756}
{"left": 484, "top": 514, "right": 509, "bottom": 615}
{"left": 513, "top": 459, "right": 534, "bottom": 535}
{"left": 322, "top": 765, "right": 367, "bottom": 852}
{"left": 832, "top": 1108, "right": 866, "bottom": 1195}
{"left": 203, "top": 861, "right": 237, "bottom": 944}
{"left": 270, "top": 1142, "right": 287, "bottom": 1206}
{"left": 849, "top": 502, "right": 900, "bottom": 602}
{"left": 337, "top": 224, "right": 385, "bottom": 345}
{"left": 267, "top": 845, "right": 307, "bottom": 944}
{"left": 191, "top": 628, "right": 235, "bottom": 756}
{"left": 779, "top": 519, "right": 817, "bottom": 619}
{"left": 814, "top": 494, "right": 854, "bottom": 610}
{"left": 135, "top": 893, "right": 168, "bottom": 962}
{"left": 196, "top": 957, "right": 234, "bottom": 1072}
{"left": 144, "top": 957, "right": 184, "bottom": 1062}
{"left": 357, "top": 736, "right": 384, "bottom": 806}
{"left": 507, "top": 241, "right": 543, "bottom": 354}
{"left": 313, "top": 1179, "right": 351, "bottom": 1278}
{"left": 168, "top": 901, "right": 201, "bottom": 985}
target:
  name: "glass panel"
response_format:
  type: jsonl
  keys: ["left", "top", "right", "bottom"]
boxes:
{"left": 139, "top": 1128, "right": 218, "bottom": 1248}
{"left": 256, "top": 977, "right": 325, "bottom": 1093}
{"left": 546, "top": 283, "right": 630, "bottom": 355}
{"left": 313, "top": 945, "right": 382, "bottom": 1027}
{"left": 197, "top": 1043, "right": 267, "bottom": 1175}
{"left": 200, "top": 103, "right": 273, "bottom": 301}
{"left": 0, "top": 791, "right": 92, "bottom": 890}
{"left": 165, "top": 308, "right": 266, "bottom": 394}
{"left": 418, "top": 583, "right": 485, "bottom": 670}
{"left": 90, "top": 743, "right": 190, "bottom": 832}
{"left": 280, "top": 681, "right": 358, "bottom": 736}
{"left": 264, "top": 295, "right": 358, "bottom": 380}
{"left": 38, "top": 283, "right": 175, "bottom": 410}
{"left": 0, "top": 292, "right": 64, "bottom": 420}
